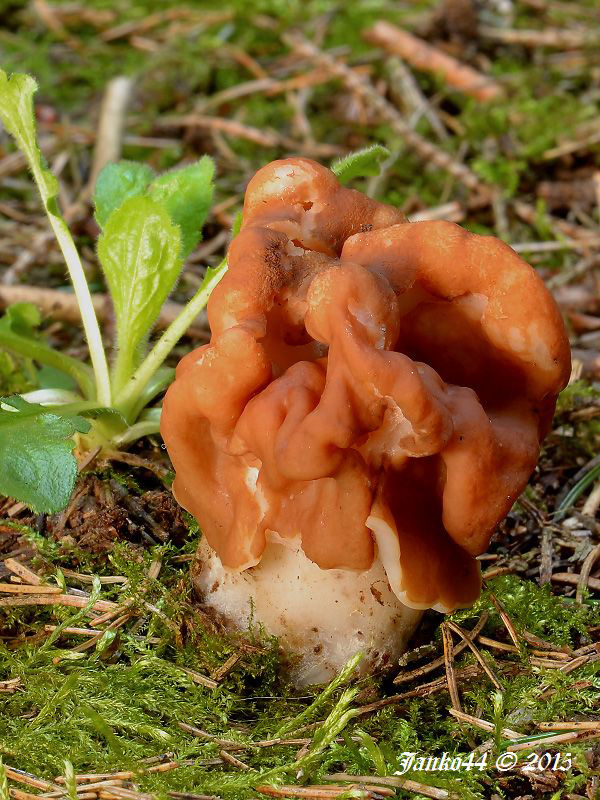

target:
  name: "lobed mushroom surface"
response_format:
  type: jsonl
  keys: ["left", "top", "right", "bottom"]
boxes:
{"left": 161, "top": 157, "right": 571, "bottom": 614}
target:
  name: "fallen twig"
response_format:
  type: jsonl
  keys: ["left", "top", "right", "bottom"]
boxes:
{"left": 576, "top": 543, "right": 600, "bottom": 603}
{"left": 4, "top": 558, "right": 42, "bottom": 585}
{"left": 366, "top": 21, "right": 504, "bottom": 102}
{"left": 323, "top": 773, "right": 457, "bottom": 800}
{"left": 479, "top": 25, "right": 600, "bottom": 49}
{"left": 448, "top": 708, "right": 522, "bottom": 739}
{"left": 0, "top": 593, "right": 117, "bottom": 612}
{"left": 157, "top": 114, "right": 343, "bottom": 159}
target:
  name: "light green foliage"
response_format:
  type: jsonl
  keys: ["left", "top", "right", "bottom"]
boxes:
{"left": 63, "top": 761, "right": 77, "bottom": 800}
{"left": 97, "top": 196, "right": 183, "bottom": 391}
{"left": 0, "top": 71, "right": 57, "bottom": 203}
{"left": 0, "top": 396, "right": 90, "bottom": 513}
{"left": 94, "top": 162, "right": 156, "bottom": 229}
{"left": 0, "top": 759, "right": 8, "bottom": 800}
{"left": 0, "top": 303, "right": 41, "bottom": 337}
{"left": 331, "top": 145, "right": 390, "bottom": 185}
{"left": 147, "top": 157, "right": 215, "bottom": 258}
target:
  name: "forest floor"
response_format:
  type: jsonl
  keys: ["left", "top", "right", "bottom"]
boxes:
{"left": 0, "top": 1, "right": 599, "bottom": 798}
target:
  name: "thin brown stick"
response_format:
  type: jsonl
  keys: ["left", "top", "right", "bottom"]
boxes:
{"left": 538, "top": 721, "right": 600, "bottom": 731}
{"left": 157, "top": 114, "right": 342, "bottom": 159}
{"left": 447, "top": 708, "right": 522, "bottom": 739}
{"left": 488, "top": 593, "right": 521, "bottom": 648}
{"left": 177, "top": 666, "right": 218, "bottom": 690}
{"left": 3, "top": 558, "right": 42, "bottom": 585}
{"left": 576, "top": 543, "right": 600, "bottom": 603}
{"left": 366, "top": 21, "right": 503, "bottom": 102}
{"left": 441, "top": 623, "right": 461, "bottom": 711}
{"left": 0, "top": 593, "right": 117, "bottom": 611}
{"left": 324, "top": 773, "right": 457, "bottom": 800}
{"left": 0, "top": 583, "right": 62, "bottom": 594}
{"left": 45, "top": 779, "right": 125, "bottom": 796}
{"left": 479, "top": 25, "right": 599, "bottom": 49}
{"left": 257, "top": 786, "right": 393, "bottom": 799}
{"left": 211, "top": 653, "right": 242, "bottom": 682}
{"left": 55, "top": 763, "right": 180, "bottom": 785}
{"left": 218, "top": 750, "right": 251, "bottom": 770}
{"left": 4, "top": 767, "right": 63, "bottom": 792}
{"left": 507, "top": 730, "right": 600, "bottom": 751}
{"left": 446, "top": 620, "right": 503, "bottom": 690}
{"left": 551, "top": 572, "right": 600, "bottom": 592}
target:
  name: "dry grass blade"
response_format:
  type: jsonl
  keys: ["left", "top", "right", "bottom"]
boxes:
{"left": 478, "top": 25, "right": 600, "bottom": 49}
{"left": 576, "top": 543, "right": 600, "bottom": 603}
{"left": 488, "top": 593, "right": 521, "bottom": 648}
{"left": 177, "top": 666, "right": 218, "bottom": 690}
{"left": 4, "top": 768, "right": 63, "bottom": 792}
{"left": 441, "top": 623, "right": 461, "bottom": 712}
{"left": 445, "top": 620, "right": 503, "bottom": 690}
{"left": 448, "top": 708, "right": 522, "bottom": 739}
{"left": 0, "top": 584, "right": 62, "bottom": 594}
{"left": 257, "top": 785, "right": 394, "bottom": 799}
{"left": 324, "top": 773, "right": 457, "bottom": 800}
{"left": 0, "top": 594, "right": 117, "bottom": 612}
{"left": 218, "top": 752, "right": 251, "bottom": 771}
{"left": 157, "top": 114, "right": 342, "bottom": 159}
{"left": 211, "top": 653, "right": 242, "bottom": 682}
{"left": 0, "top": 677, "right": 22, "bottom": 692}
{"left": 507, "top": 730, "right": 600, "bottom": 751}
{"left": 3, "top": 559, "right": 42, "bottom": 585}
{"left": 87, "top": 77, "right": 134, "bottom": 196}
{"left": 538, "top": 721, "right": 600, "bottom": 731}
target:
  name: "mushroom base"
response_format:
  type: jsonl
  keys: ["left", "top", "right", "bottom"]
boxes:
{"left": 192, "top": 536, "right": 423, "bottom": 686}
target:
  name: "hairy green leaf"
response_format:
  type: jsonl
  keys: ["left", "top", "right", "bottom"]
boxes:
{"left": 0, "top": 72, "right": 57, "bottom": 204}
{"left": 331, "top": 144, "right": 390, "bottom": 185}
{"left": 94, "top": 161, "right": 156, "bottom": 229}
{"left": 147, "top": 157, "right": 214, "bottom": 258}
{"left": 0, "top": 395, "right": 90, "bottom": 513}
{"left": 0, "top": 302, "right": 41, "bottom": 337}
{"left": 97, "top": 196, "right": 183, "bottom": 392}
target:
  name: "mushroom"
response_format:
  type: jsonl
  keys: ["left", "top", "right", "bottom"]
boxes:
{"left": 161, "top": 158, "right": 571, "bottom": 685}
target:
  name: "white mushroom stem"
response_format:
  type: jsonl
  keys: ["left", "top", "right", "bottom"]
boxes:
{"left": 193, "top": 535, "right": 423, "bottom": 686}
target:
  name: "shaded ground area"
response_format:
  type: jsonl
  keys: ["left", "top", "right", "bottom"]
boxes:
{"left": 0, "top": 0, "right": 599, "bottom": 798}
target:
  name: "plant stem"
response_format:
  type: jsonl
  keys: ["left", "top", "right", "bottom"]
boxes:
{"left": 112, "top": 416, "right": 162, "bottom": 446}
{"left": 21, "top": 132, "right": 111, "bottom": 406}
{"left": 0, "top": 329, "right": 95, "bottom": 398}
{"left": 41, "top": 207, "right": 112, "bottom": 406}
{"left": 114, "top": 258, "right": 227, "bottom": 418}
{"left": 129, "top": 366, "right": 174, "bottom": 422}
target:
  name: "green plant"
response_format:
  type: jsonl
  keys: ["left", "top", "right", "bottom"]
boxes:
{"left": 0, "top": 70, "right": 225, "bottom": 512}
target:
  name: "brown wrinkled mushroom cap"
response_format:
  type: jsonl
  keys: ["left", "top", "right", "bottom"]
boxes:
{"left": 161, "top": 157, "right": 570, "bottom": 613}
